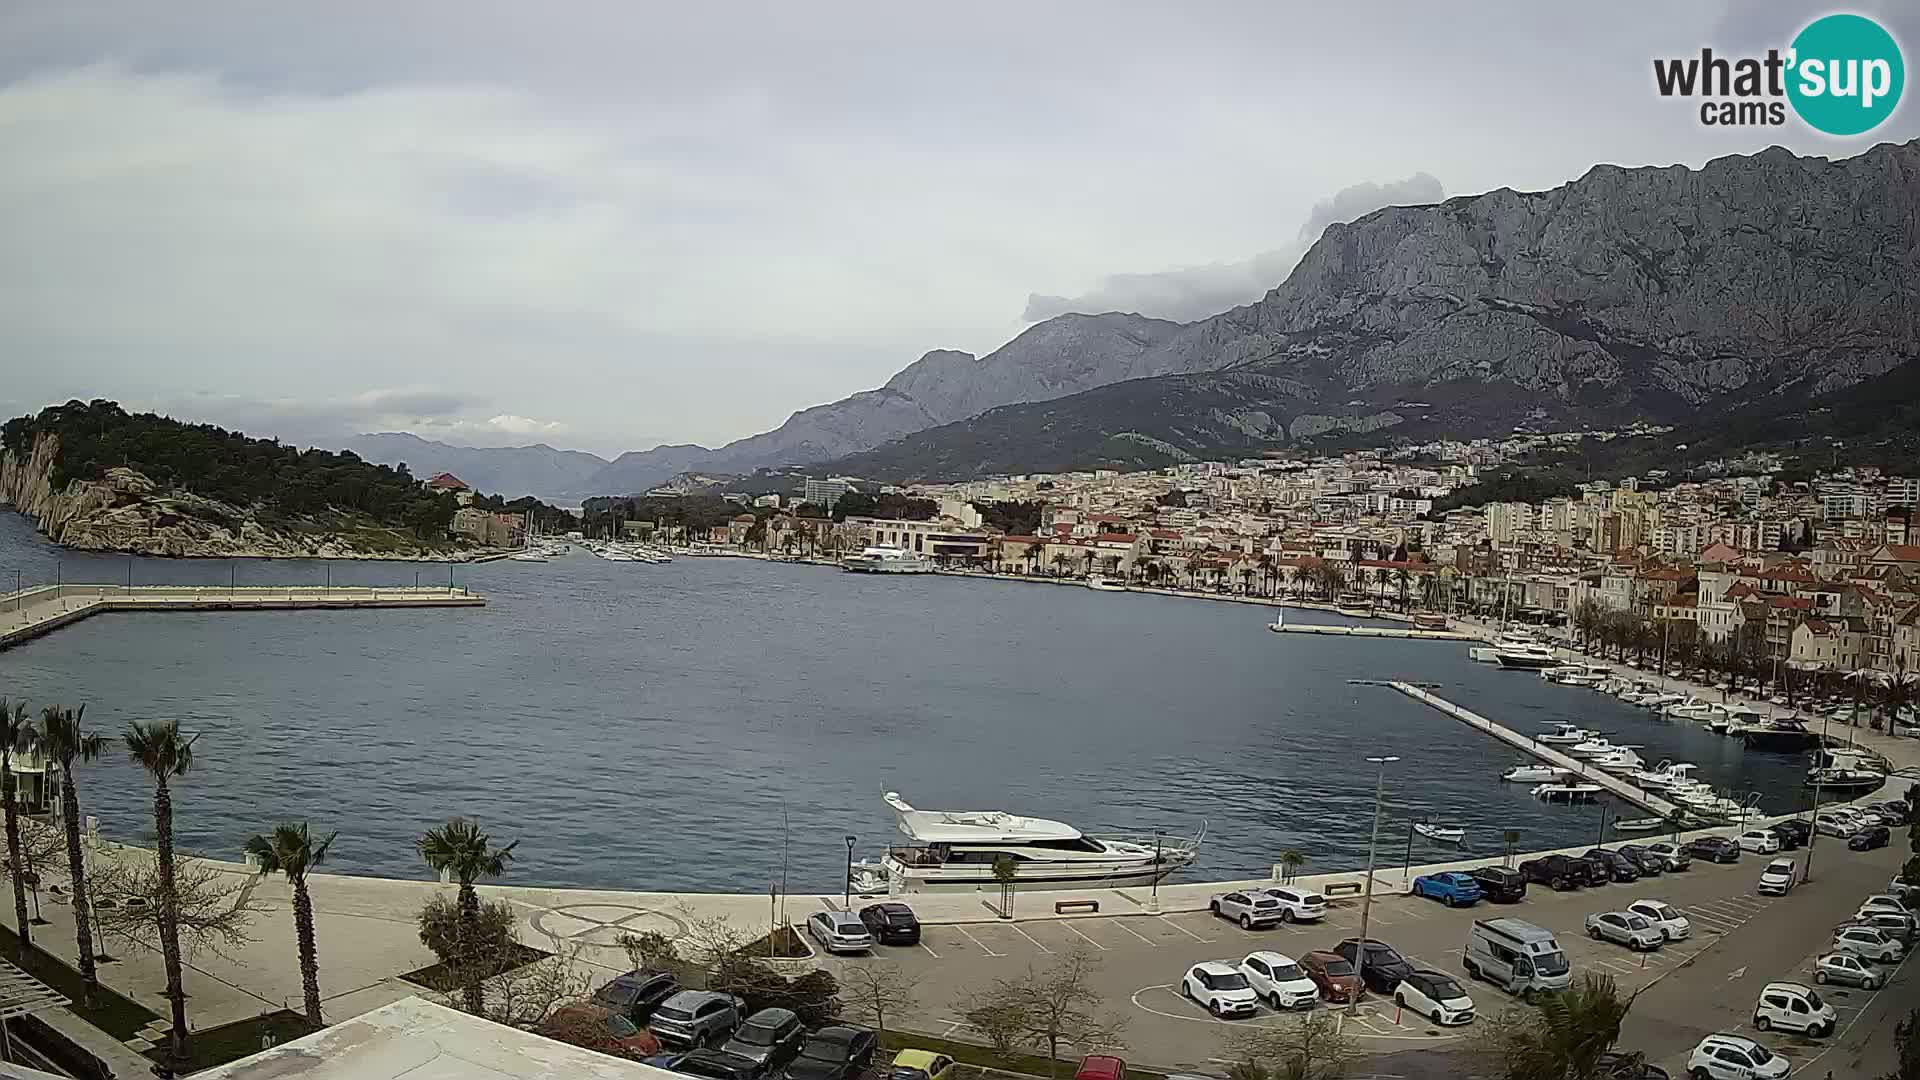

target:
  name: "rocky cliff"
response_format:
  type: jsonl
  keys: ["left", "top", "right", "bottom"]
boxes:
{"left": 1, "top": 434, "right": 467, "bottom": 559}
{"left": 824, "top": 139, "right": 1920, "bottom": 481}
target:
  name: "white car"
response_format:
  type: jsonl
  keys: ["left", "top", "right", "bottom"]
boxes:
{"left": 1686, "top": 1034, "right": 1791, "bottom": 1079}
{"left": 1182, "top": 961, "right": 1258, "bottom": 1017}
{"left": 1259, "top": 886, "right": 1327, "bottom": 922}
{"left": 1859, "top": 894, "right": 1913, "bottom": 918}
{"left": 1626, "top": 899, "right": 1691, "bottom": 941}
{"left": 1813, "top": 951, "right": 1883, "bottom": 989}
{"left": 805, "top": 910, "right": 872, "bottom": 954}
{"left": 1737, "top": 829, "right": 1780, "bottom": 855}
{"left": 1751, "top": 981, "right": 1835, "bottom": 1037}
{"left": 1393, "top": 968, "right": 1475, "bottom": 1026}
{"left": 1585, "top": 911, "right": 1664, "bottom": 951}
{"left": 1832, "top": 925, "right": 1905, "bottom": 963}
{"left": 1238, "top": 951, "right": 1319, "bottom": 1010}
{"left": 1757, "top": 858, "right": 1796, "bottom": 896}
{"left": 1208, "top": 890, "right": 1285, "bottom": 929}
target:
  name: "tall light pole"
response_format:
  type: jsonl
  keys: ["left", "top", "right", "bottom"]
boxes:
{"left": 843, "top": 834, "right": 857, "bottom": 911}
{"left": 1352, "top": 754, "right": 1400, "bottom": 1014}
{"left": 1151, "top": 830, "right": 1164, "bottom": 911}
{"left": 1804, "top": 710, "right": 1832, "bottom": 884}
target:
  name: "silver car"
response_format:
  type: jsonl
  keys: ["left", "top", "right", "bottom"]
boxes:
{"left": 1814, "top": 951, "right": 1883, "bottom": 989}
{"left": 1209, "top": 890, "right": 1285, "bottom": 929}
{"left": 1585, "top": 911, "right": 1664, "bottom": 951}
{"left": 650, "top": 990, "right": 746, "bottom": 1047}
{"left": 807, "top": 910, "right": 873, "bottom": 953}
{"left": 1831, "top": 925, "right": 1904, "bottom": 963}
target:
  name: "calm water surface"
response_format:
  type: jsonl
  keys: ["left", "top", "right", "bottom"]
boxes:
{"left": 0, "top": 512, "right": 1810, "bottom": 891}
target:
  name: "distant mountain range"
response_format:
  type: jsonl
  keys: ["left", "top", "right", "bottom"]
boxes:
{"left": 348, "top": 139, "right": 1920, "bottom": 497}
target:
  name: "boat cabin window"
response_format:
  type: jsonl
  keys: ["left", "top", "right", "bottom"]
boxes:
{"left": 944, "top": 849, "right": 1030, "bottom": 863}
{"left": 1024, "top": 837, "right": 1107, "bottom": 853}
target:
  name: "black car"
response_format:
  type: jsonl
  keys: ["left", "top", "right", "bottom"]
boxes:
{"left": 1334, "top": 937, "right": 1414, "bottom": 993}
{"left": 1570, "top": 854, "right": 1613, "bottom": 886}
{"left": 671, "top": 1050, "right": 766, "bottom": 1080}
{"left": 720, "top": 1009, "right": 806, "bottom": 1071}
{"left": 781, "top": 1025, "right": 878, "bottom": 1080}
{"left": 1468, "top": 865, "right": 1528, "bottom": 903}
{"left": 1583, "top": 848, "right": 1642, "bottom": 883}
{"left": 592, "top": 968, "right": 681, "bottom": 1025}
{"left": 1615, "top": 845, "right": 1665, "bottom": 877}
{"left": 1849, "top": 824, "right": 1892, "bottom": 851}
{"left": 859, "top": 902, "right": 922, "bottom": 945}
{"left": 1766, "top": 820, "right": 1810, "bottom": 850}
{"left": 1683, "top": 836, "right": 1740, "bottom": 864}
{"left": 1518, "top": 854, "right": 1583, "bottom": 890}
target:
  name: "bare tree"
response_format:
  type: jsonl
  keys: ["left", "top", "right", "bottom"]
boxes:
{"left": 0, "top": 819, "right": 68, "bottom": 925}
{"left": 616, "top": 929, "right": 680, "bottom": 972}
{"left": 841, "top": 962, "right": 919, "bottom": 1036}
{"left": 481, "top": 943, "right": 595, "bottom": 1030}
{"left": 963, "top": 948, "right": 1126, "bottom": 1077}
{"left": 90, "top": 851, "right": 260, "bottom": 962}
{"left": 1226, "top": 1011, "right": 1356, "bottom": 1080}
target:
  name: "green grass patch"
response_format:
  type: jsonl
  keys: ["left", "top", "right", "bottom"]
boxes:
{"left": 879, "top": 1030, "right": 1164, "bottom": 1080}
{"left": 145, "top": 1009, "right": 316, "bottom": 1071}
{"left": 0, "top": 922, "right": 159, "bottom": 1040}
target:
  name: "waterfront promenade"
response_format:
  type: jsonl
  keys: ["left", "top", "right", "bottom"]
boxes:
{"left": 0, "top": 583, "right": 486, "bottom": 649}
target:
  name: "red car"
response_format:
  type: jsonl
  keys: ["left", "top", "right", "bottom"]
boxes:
{"left": 1299, "top": 950, "right": 1363, "bottom": 1003}
{"left": 1075, "top": 1056, "right": 1126, "bottom": 1080}
{"left": 542, "top": 1003, "right": 662, "bottom": 1057}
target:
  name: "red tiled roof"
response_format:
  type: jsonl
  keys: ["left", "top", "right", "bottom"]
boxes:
{"left": 426, "top": 472, "right": 468, "bottom": 490}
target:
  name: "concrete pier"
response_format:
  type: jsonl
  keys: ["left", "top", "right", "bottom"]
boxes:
{"left": 0, "top": 583, "right": 485, "bottom": 650}
{"left": 1268, "top": 622, "right": 1474, "bottom": 640}
{"left": 1383, "top": 680, "right": 1683, "bottom": 818}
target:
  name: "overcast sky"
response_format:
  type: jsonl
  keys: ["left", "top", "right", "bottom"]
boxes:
{"left": 3, "top": 2, "right": 1914, "bottom": 457}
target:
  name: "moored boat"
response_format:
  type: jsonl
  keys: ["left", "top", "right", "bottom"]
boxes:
{"left": 1502, "top": 764, "right": 1568, "bottom": 783}
{"left": 1532, "top": 782, "right": 1603, "bottom": 803}
{"left": 1413, "top": 821, "right": 1465, "bottom": 844}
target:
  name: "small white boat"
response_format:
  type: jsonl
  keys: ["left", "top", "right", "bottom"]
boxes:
{"left": 1665, "top": 699, "right": 1719, "bottom": 722}
{"left": 1413, "top": 822, "right": 1465, "bottom": 844}
{"left": 1502, "top": 764, "right": 1568, "bottom": 783}
{"left": 1588, "top": 748, "right": 1646, "bottom": 772}
{"left": 1569, "top": 736, "right": 1637, "bottom": 759}
{"left": 1612, "top": 817, "right": 1667, "bottom": 833}
{"left": 508, "top": 551, "right": 549, "bottom": 562}
{"left": 1532, "top": 782, "right": 1603, "bottom": 803}
{"left": 1086, "top": 576, "right": 1128, "bottom": 592}
{"left": 1536, "top": 722, "right": 1597, "bottom": 745}
{"left": 1638, "top": 693, "right": 1685, "bottom": 711}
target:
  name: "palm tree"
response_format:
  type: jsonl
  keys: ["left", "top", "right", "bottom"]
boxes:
{"left": 1372, "top": 566, "right": 1392, "bottom": 606}
{"left": 1049, "top": 551, "right": 1073, "bottom": 578}
{"left": 246, "top": 823, "right": 338, "bottom": 1026}
{"left": 1483, "top": 973, "right": 1639, "bottom": 1077}
{"left": 35, "top": 705, "right": 107, "bottom": 1006}
{"left": 417, "top": 818, "right": 517, "bottom": 1013}
{"left": 1393, "top": 567, "right": 1412, "bottom": 612}
{"left": 124, "top": 719, "right": 197, "bottom": 1060}
{"left": 0, "top": 700, "right": 35, "bottom": 958}
{"left": 1276, "top": 849, "right": 1305, "bottom": 884}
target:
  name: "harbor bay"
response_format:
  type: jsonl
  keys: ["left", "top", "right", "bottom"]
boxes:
{"left": 0, "top": 512, "right": 1812, "bottom": 893}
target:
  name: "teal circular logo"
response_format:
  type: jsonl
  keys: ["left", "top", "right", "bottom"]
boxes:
{"left": 1787, "top": 13, "right": 1904, "bottom": 135}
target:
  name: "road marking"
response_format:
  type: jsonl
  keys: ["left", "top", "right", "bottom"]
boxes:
{"left": 1062, "top": 922, "right": 1109, "bottom": 951}
{"left": 1009, "top": 924, "right": 1053, "bottom": 954}
{"left": 955, "top": 924, "right": 1004, "bottom": 957}
{"left": 918, "top": 939, "right": 942, "bottom": 959}
{"left": 1111, "top": 920, "right": 1158, "bottom": 947}
{"left": 1166, "top": 919, "right": 1213, "bottom": 943}
{"left": 1727, "top": 965, "right": 1747, "bottom": 981}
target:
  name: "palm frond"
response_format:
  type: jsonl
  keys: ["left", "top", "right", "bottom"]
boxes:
{"left": 124, "top": 720, "right": 195, "bottom": 779}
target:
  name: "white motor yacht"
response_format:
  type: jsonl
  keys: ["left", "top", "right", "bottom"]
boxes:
{"left": 842, "top": 546, "right": 934, "bottom": 574}
{"left": 1502, "top": 764, "right": 1570, "bottom": 783}
{"left": 1470, "top": 630, "right": 1539, "bottom": 663}
{"left": 1086, "top": 576, "right": 1128, "bottom": 592}
{"left": 847, "top": 792, "right": 1203, "bottom": 893}
{"left": 1637, "top": 693, "right": 1686, "bottom": 711}
{"left": 1665, "top": 699, "right": 1719, "bottom": 722}
{"left": 1532, "top": 782, "right": 1603, "bottom": 803}
{"left": 1568, "top": 736, "right": 1635, "bottom": 759}
{"left": 1588, "top": 748, "right": 1646, "bottom": 772}
{"left": 1495, "top": 643, "right": 1561, "bottom": 670}
{"left": 1537, "top": 722, "right": 1598, "bottom": 745}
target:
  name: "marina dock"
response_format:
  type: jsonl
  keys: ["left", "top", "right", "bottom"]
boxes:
{"left": 1383, "top": 680, "right": 1683, "bottom": 818}
{"left": 1269, "top": 622, "right": 1474, "bottom": 640}
{"left": 1, "top": 584, "right": 485, "bottom": 650}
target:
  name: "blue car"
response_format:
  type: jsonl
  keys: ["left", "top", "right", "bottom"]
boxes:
{"left": 1411, "top": 871, "right": 1483, "bottom": 907}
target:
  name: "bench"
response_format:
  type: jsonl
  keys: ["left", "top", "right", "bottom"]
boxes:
{"left": 1322, "top": 881, "right": 1365, "bottom": 898}
{"left": 1054, "top": 899, "right": 1100, "bottom": 915}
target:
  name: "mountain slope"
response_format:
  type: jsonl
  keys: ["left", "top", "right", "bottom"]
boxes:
{"left": 822, "top": 140, "right": 1920, "bottom": 482}
{"left": 345, "top": 433, "right": 609, "bottom": 501}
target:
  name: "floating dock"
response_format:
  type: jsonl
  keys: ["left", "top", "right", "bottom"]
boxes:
{"left": 1382, "top": 680, "right": 1682, "bottom": 818}
{"left": 1, "top": 584, "right": 485, "bottom": 650}
{"left": 1268, "top": 622, "right": 1474, "bottom": 640}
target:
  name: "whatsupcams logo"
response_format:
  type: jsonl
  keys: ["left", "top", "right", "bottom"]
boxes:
{"left": 1653, "top": 12, "right": 1904, "bottom": 134}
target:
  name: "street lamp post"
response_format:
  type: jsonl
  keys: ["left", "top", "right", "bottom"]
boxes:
{"left": 1804, "top": 711, "right": 1831, "bottom": 884}
{"left": 843, "top": 835, "right": 857, "bottom": 911}
{"left": 1150, "top": 830, "right": 1164, "bottom": 912}
{"left": 1352, "top": 754, "right": 1400, "bottom": 1015}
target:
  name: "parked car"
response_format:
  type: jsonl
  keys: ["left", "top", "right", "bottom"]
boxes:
{"left": 1258, "top": 886, "right": 1328, "bottom": 922}
{"left": 1814, "top": 811, "right": 1856, "bottom": 838}
{"left": 591, "top": 968, "right": 681, "bottom": 1025}
{"left": 1685, "top": 1034, "right": 1790, "bottom": 1079}
{"left": 1813, "top": 951, "right": 1883, "bottom": 989}
{"left": 1393, "top": 968, "right": 1475, "bottom": 1025}
{"left": 1737, "top": 829, "right": 1781, "bottom": 855}
{"left": 1683, "top": 836, "right": 1740, "bottom": 864}
{"left": 1751, "top": 982, "right": 1835, "bottom": 1038}
{"left": 1570, "top": 853, "right": 1613, "bottom": 886}
{"left": 668, "top": 1050, "right": 766, "bottom": 1080}
{"left": 1468, "top": 865, "right": 1528, "bottom": 902}
{"left": 1583, "top": 848, "right": 1642, "bottom": 883}
{"left": 1831, "top": 925, "right": 1905, "bottom": 963}
{"left": 1299, "top": 950, "right": 1363, "bottom": 1003}
{"left": 806, "top": 910, "right": 873, "bottom": 954}
{"left": 1518, "top": 854, "right": 1583, "bottom": 890}
{"left": 1585, "top": 911, "right": 1665, "bottom": 951}
{"left": 1765, "top": 820, "right": 1809, "bottom": 850}
{"left": 888, "top": 1050, "right": 956, "bottom": 1080}
{"left": 1643, "top": 842, "right": 1692, "bottom": 872}
{"left": 1594, "top": 1051, "right": 1671, "bottom": 1080}
{"left": 1849, "top": 825, "right": 1891, "bottom": 851}
{"left": 1238, "top": 951, "right": 1319, "bottom": 1010}
{"left": 1412, "top": 871, "right": 1484, "bottom": 907}
{"left": 1757, "top": 858, "right": 1796, "bottom": 896}
{"left": 651, "top": 990, "right": 747, "bottom": 1048}
{"left": 542, "top": 1003, "right": 662, "bottom": 1058}
{"left": 1615, "top": 845, "right": 1664, "bottom": 878}
{"left": 858, "top": 903, "right": 921, "bottom": 946}
{"left": 1209, "top": 890, "right": 1287, "bottom": 929}
{"left": 1334, "top": 937, "right": 1415, "bottom": 993}
{"left": 720, "top": 1008, "right": 806, "bottom": 1071}
{"left": 782, "top": 1026, "right": 877, "bottom": 1080}
{"left": 1843, "top": 910, "right": 1918, "bottom": 947}
{"left": 1858, "top": 894, "right": 1915, "bottom": 917}
{"left": 1072, "top": 1056, "right": 1126, "bottom": 1080}
{"left": 1625, "top": 899, "right": 1691, "bottom": 941}
{"left": 1181, "top": 961, "right": 1258, "bottom": 1017}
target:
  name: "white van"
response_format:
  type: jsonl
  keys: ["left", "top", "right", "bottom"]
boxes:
{"left": 1751, "top": 981, "right": 1835, "bottom": 1037}
{"left": 1463, "top": 918, "right": 1572, "bottom": 1000}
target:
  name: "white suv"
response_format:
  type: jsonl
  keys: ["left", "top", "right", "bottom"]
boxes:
{"left": 1260, "top": 886, "right": 1327, "bottom": 922}
{"left": 1751, "top": 981, "right": 1835, "bottom": 1038}
{"left": 1626, "top": 899, "right": 1691, "bottom": 941}
{"left": 1238, "top": 951, "right": 1319, "bottom": 1010}
{"left": 1757, "top": 858, "right": 1796, "bottom": 896}
{"left": 1832, "top": 925, "right": 1904, "bottom": 963}
{"left": 1737, "top": 829, "right": 1779, "bottom": 855}
{"left": 1182, "top": 961, "right": 1258, "bottom": 1017}
{"left": 1686, "top": 1034, "right": 1790, "bottom": 1079}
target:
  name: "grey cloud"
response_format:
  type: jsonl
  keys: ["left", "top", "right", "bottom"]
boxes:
{"left": 351, "top": 388, "right": 477, "bottom": 416}
{"left": 1022, "top": 172, "right": 1445, "bottom": 323}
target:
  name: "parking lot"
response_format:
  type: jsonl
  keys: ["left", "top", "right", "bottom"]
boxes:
{"left": 810, "top": 842, "right": 1910, "bottom": 1073}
